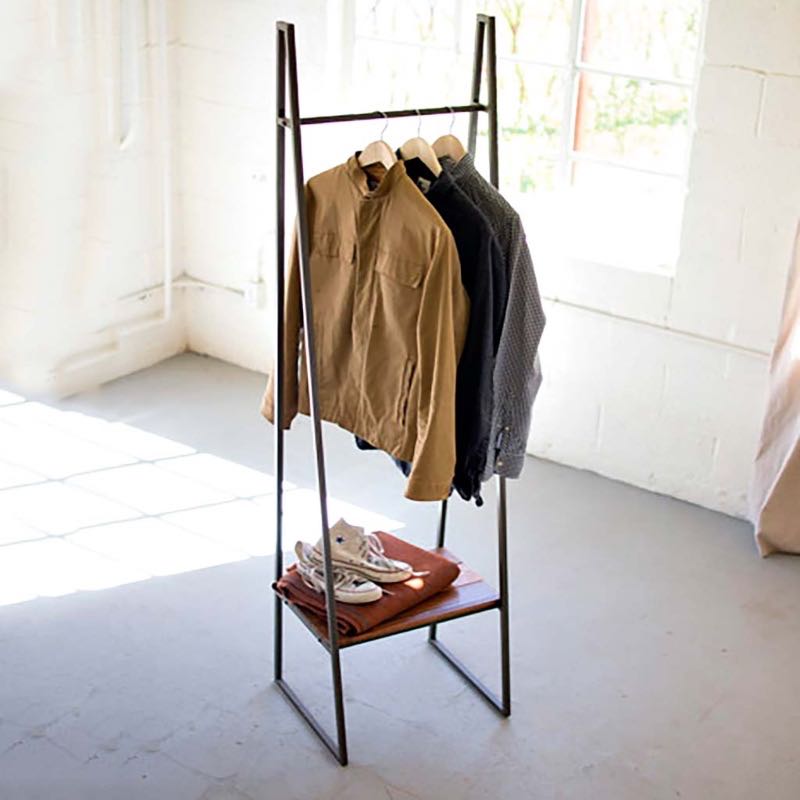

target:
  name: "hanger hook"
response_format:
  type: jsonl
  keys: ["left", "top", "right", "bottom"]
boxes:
{"left": 379, "top": 111, "right": 389, "bottom": 141}
{"left": 448, "top": 105, "right": 456, "bottom": 134}
{"left": 416, "top": 108, "right": 422, "bottom": 137}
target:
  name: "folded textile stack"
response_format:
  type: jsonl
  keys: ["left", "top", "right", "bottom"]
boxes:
{"left": 274, "top": 521, "right": 460, "bottom": 637}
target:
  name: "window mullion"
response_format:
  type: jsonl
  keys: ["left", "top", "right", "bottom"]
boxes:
{"left": 561, "top": 0, "right": 588, "bottom": 186}
{"left": 680, "top": 0, "right": 711, "bottom": 185}
{"left": 495, "top": 53, "right": 571, "bottom": 71}
{"left": 453, "top": 0, "right": 466, "bottom": 62}
{"left": 575, "top": 60, "right": 694, "bottom": 89}
{"left": 337, "top": 0, "right": 357, "bottom": 109}
{"left": 569, "top": 149, "right": 684, "bottom": 179}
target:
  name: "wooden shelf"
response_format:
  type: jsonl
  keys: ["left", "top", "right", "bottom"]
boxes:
{"left": 277, "top": 548, "right": 500, "bottom": 649}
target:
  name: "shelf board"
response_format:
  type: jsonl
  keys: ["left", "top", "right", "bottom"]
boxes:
{"left": 277, "top": 548, "right": 500, "bottom": 649}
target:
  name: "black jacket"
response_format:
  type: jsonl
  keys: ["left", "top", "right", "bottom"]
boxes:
{"left": 357, "top": 158, "right": 505, "bottom": 504}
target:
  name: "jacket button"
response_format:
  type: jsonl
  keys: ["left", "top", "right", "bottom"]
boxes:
{"left": 497, "top": 459, "right": 504, "bottom": 467}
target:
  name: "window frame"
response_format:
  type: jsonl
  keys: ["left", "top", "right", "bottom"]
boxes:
{"left": 492, "top": 0, "right": 705, "bottom": 187}
{"left": 343, "top": 0, "right": 709, "bottom": 274}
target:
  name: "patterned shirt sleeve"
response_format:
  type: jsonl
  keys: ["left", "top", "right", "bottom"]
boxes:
{"left": 483, "top": 214, "right": 545, "bottom": 479}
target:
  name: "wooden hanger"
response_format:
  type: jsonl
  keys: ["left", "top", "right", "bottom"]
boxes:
{"left": 399, "top": 137, "right": 442, "bottom": 176}
{"left": 358, "top": 112, "right": 396, "bottom": 171}
{"left": 432, "top": 107, "right": 467, "bottom": 162}
{"left": 358, "top": 140, "right": 396, "bottom": 171}
{"left": 432, "top": 134, "right": 466, "bottom": 162}
{"left": 400, "top": 110, "right": 442, "bottom": 176}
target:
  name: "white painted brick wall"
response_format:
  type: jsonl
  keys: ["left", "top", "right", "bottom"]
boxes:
{"left": 704, "top": 0, "right": 800, "bottom": 76}
{"left": 530, "top": 303, "right": 771, "bottom": 515}
{"left": 185, "top": 289, "right": 271, "bottom": 375}
{"left": 759, "top": 76, "right": 800, "bottom": 147}
{"left": 178, "top": 45, "right": 270, "bottom": 110}
{"left": 174, "top": 0, "right": 330, "bottom": 372}
{"left": 0, "top": 0, "right": 185, "bottom": 395}
{"left": 172, "top": 0, "right": 800, "bottom": 519}
{"left": 541, "top": 258, "right": 673, "bottom": 327}
{"left": 695, "top": 65, "right": 763, "bottom": 137}
{"left": 6, "top": 1, "right": 793, "bottom": 519}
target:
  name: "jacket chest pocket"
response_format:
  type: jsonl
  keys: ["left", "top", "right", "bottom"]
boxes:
{"left": 372, "top": 249, "right": 426, "bottom": 343}
{"left": 309, "top": 234, "right": 356, "bottom": 327}
{"left": 374, "top": 249, "right": 425, "bottom": 290}
{"left": 311, "top": 233, "right": 355, "bottom": 262}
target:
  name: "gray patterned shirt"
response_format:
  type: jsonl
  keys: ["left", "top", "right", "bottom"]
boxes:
{"left": 441, "top": 154, "right": 545, "bottom": 480}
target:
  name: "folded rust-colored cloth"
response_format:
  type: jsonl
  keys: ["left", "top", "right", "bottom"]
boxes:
{"left": 274, "top": 531, "right": 460, "bottom": 636}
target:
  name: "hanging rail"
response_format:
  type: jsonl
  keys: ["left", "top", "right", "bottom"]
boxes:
{"left": 279, "top": 103, "right": 487, "bottom": 127}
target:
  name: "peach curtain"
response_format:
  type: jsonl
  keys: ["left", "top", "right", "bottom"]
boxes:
{"left": 751, "top": 224, "right": 800, "bottom": 556}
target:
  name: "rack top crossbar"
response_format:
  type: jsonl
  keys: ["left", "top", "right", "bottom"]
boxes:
{"left": 281, "top": 103, "right": 488, "bottom": 127}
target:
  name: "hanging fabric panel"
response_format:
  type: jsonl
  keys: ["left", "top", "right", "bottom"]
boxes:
{"left": 750, "top": 223, "right": 800, "bottom": 556}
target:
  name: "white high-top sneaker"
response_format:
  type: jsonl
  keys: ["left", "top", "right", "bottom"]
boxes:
{"left": 309, "top": 519, "right": 412, "bottom": 583}
{"left": 294, "top": 541, "right": 382, "bottom": 604}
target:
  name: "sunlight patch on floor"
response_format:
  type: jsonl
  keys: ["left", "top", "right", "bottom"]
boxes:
{"left": 0, "top": 395, "right": 404, "bottom": 608}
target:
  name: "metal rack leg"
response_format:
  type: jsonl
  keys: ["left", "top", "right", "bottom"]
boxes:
{"left": 497, "top": 475, "right": 511, "bottom": 715}
{"left": 467, "top": 16, "right": 485, "bottom": 156}
{"left": 486, "top": 13, "right": 499, "bottom": 187}
{"left": 427, "top": 476, "right": 511, "bottom": 717}
{"left": 272, "top": 21, "right": 347, "bottom": 767}
{"left": 273, "top": 21, "right": 286, "bottom": 687}
{"left": 428, "top": 499, "right": 448, "bottom": 642}
{"left": 274, "top": 677, "right": 344, "bottom": 763}
{"left": 427, "top": 14, "right": 510, "bottom": 718}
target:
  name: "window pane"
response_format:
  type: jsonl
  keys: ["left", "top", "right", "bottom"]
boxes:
{"left": 500, "top": 62, "right": 565, "bottom": 157}
{"left": 478, "top": 0, "right": 574, "bottom": 64}
{"left": 580, "top": 0, "right": 702, "bottom": 81}
{"left": 475, "top": 61, "right": 565, "bottom": 193}
{"left": 573, "top": 72, "right": 690, "bottom": 173}
{"left": 568, "top": 162, "right": 684, "bottom": 268}
{"left": 353, "top": 39, "right": 465, "bottom": 108}
{"left": 355, "top": 0, "right": 460, "bottom": 46}
{"left": 516, "top": 158, "right": 559, "bottom": 194}
{"left": 474, "top": 147, "right": 560, "bottom": 195}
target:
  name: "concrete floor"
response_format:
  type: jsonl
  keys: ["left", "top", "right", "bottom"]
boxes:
{"left": 1, "top": 354, "right": 799, "bottom": 799}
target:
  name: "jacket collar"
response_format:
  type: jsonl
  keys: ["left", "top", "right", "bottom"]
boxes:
{"left": 407, "top": 158, "right": 457, "bottom": 197}
{"left": 398, "top": 153, "right": 460, "bottom": 202}
{"left": 440, "top": 152, "right": 475, "bottom": 182}
{"left": 346, "top": 154, "right": 406, "bottom": 199}
{"left": 426, "top": 167, "right": 457, "bottom": 202}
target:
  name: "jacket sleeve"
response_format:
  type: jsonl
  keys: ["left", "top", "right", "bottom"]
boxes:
{"left": 405, "top": 229, "right": 469, "bottom": 501}
{"left": 260, "top": 224, "right": 302, "bottom": 429}
{"left": 452, "top": 231, "right": 500, "bottom": 502}
{"left": 490, "top": 232, "right": 509, "bottom": 354}
{"left": 483, "top": 215, "right": 545, "bottom": 479}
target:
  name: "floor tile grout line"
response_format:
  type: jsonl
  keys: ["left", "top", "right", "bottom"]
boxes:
{"left": 0, "top": 451, "right": 282, "bottom": 496}
{"left": 0, "top": 491, "right": 285, "bottom": 549}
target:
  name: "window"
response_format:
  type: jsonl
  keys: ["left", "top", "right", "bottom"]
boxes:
{"left": 349, "top": 0, "right": 705, "bottom": 272}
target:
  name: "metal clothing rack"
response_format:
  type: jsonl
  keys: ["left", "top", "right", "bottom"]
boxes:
{"left": 272, "top": 14, "right": 509, "bottom": 766}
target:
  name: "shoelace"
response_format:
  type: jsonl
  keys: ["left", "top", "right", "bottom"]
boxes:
{"left": 297, "top": 545, "right": 398, "bottom": 598}
{"left": 355, "top": 531, "right": 401, "bottom": 570}
{"left": 297, "top": 558, "right": 365, "bottom": 595}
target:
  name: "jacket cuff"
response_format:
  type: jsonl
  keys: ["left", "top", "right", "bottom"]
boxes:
{"left": 490, "top": 450, "right": 525, "bottom": 479}
{"left": 404, "top": 477, "right": 453, "bottom": 502}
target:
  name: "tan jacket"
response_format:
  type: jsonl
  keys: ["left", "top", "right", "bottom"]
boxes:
{"left": 262, "top": 156, "right": 468, "bottom": 501}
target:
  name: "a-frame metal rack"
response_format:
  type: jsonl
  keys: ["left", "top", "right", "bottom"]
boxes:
{"left": 272, "top": 14, "right": 509, "bottom": 766}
